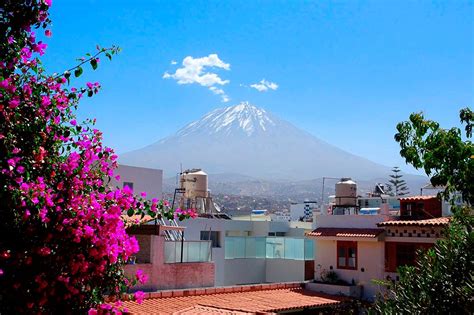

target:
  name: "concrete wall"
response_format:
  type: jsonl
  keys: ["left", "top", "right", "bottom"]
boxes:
{"left": 124, "top": 235, "right": 215, "bottom": 291}
{"left": 223, "top": 258, "right": 308, "bottom": 286}
{"left": 265, "top": 259, "right": 305, "bottom": 283}
{"left": 316, "top": 214, "right": 390, "bottom": 229}
{"left": 223, "top": 258, "right": 266, "bottom": 285}
{"left": 113, "top": 164, "right": 163, "bottom": 200}
{"left": 314, "top": 239, "right": 385, "bottom": 300}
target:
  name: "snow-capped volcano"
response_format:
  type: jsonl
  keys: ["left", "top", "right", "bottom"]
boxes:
{"left": 120, "top": 103, "right": 392, "bottom": 180}
{"left": 176, "top": 102, "right": 276, "bottom": 137}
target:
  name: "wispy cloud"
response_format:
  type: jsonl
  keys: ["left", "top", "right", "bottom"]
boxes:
{"left": 250, "top": 79, "right": 278, "bottom": 92}
{"left": 163, "top": 54, "right": 230, "bottom": 102}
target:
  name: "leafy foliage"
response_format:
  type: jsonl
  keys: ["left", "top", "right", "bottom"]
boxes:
{"left": 385, "top": 166, "right": 409, "bottom": 196}
{"left": 394, "top": 108, "right": 473, "bottom": 205}
{"left": 374, "top": 207, "right": 473, "bottom": 314}
{"left": 0, "top": 1, "right": 195, "bottom": 313}
{"left": 374, "top": 108, "right": 474, "bottom": 314}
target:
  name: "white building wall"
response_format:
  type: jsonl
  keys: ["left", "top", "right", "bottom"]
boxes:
{"left": 290, "top": 202, "right": 318, "bottom": 221}
{"left": 314, "top": 239, "right": 385, "bottom": 300}
{"left": 113, "top": 164, "right": 163, "bottom": 200}
{"left": 266, "top": 259, "right": 306, "bottom": 282}
{"left": 316, "top": 214, "right": 390, "bottom": 229}
{"left": 223, "top": 259, "right": 266, "bottom": 285}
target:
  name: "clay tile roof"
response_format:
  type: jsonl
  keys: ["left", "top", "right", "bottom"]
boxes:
{"left": 122, "top": 287, "right": 346, "bottom": 314}
{"left": 122, "top": 215, "right": 155, "bottom": 227}
{"left": 307, "top": 228, "right": 385, "bottom": 238}
{"left": 399, "top": 195, "right": 438, "bottom": 201}
{"left": 377, "top": 217, "right": 451, "bottom": 227}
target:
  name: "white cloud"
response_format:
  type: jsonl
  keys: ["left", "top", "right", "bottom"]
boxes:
{"left": 250, "top": 79, "right": 279, "bottom": 92}
{"left": 163, "top": 54, "right": 230, "bottom": 102}
{"left": 209, "top": 86, "right": 230, "bottom": 103}
{"left": 170, "top": 60, "right": 177, "bottom": 65}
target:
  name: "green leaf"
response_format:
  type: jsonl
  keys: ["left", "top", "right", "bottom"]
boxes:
{"left": 74, "top": 67, "right": 83, "bottom": 78}
{"left": 105, "top": 52, "right": 112, "bottom": 61}
{"left": 64, "top": 71, "right": 71, "bottom": 84}
{"left": 90, "top": 58, "right": 98, "bottom": 70}
{"left": 127, "top": 208, "right": 134, "bottom": 217}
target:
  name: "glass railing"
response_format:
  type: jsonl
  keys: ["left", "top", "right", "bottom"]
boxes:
{"left": 225, "top": 237, "right": 314, "bottom": 260}
{"left": 164, "top": 240, "right": 211, "bottom": 263}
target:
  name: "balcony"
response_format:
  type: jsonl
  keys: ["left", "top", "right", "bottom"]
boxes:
{"left": 224, "top": 237, "right": 314, "bottom": 260}
{"left": 164, "top": 240, "right": 211, "bottom": 263}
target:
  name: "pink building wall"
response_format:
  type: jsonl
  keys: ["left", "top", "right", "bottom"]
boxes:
{"left": 124, "top": 235, "right": 215, "bottom": 291}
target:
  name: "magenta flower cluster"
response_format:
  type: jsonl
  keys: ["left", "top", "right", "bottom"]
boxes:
{"left": 0, "top": 1, "right": 195, "bottom": 313}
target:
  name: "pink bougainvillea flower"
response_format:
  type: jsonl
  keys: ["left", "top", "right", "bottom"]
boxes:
{"left": 135, "top": 269, "right": 148, "bottom": 284}
{"left": 9, "top": 98, "right": 20, "bottom": 109}
{"left": 134, "top": 291, "right": 146, "bottom": 304}
{"left": 41, "top": 95, "right": 51, "bottom": 106}
{"left": 45, "top": 30, "right": 52, "bottom": 37}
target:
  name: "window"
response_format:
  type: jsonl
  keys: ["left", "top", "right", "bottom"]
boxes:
{"left": 396, "top": 244, "right": 416, "bottom": 267}
{"left": 337, "top": 241, "right": 357, "bottom": 270}
{"left": 123, "top": 182, "right": 134, "bottom": 191}
{"left": 200, "top": 231, "right": 220, "bottom": 248}
{"left": 268, "top": 232, "right": 285, "bottom": 237}
{"left": 385, "top": 242, "right": 434, "bottom": 272}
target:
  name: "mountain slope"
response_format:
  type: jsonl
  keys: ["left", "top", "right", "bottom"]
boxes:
{"left": 120, "top": 102, "right": 392, "bottom": 180}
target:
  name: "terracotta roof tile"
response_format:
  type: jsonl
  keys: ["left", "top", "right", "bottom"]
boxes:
{"left": 377, "top": 217, "right": 450, "bottom": 227}
{"left": 122, "top": 215, "right": 155, "bottom": 227}
{"left": 399, "top": 195, "right": 438, "bottom": 201}
{"left": 122, "top": 287, "right": 346, "bottom": 314}
{"left": 307, "top": 228, "right": 385, "bottom": 238}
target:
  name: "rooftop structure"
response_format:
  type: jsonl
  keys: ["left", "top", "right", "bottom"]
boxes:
{"left": 308, "top": 177, "right": 451, "bottom": 300}
{"left": 120, "top": 283, "right": 348, "bottom": 314}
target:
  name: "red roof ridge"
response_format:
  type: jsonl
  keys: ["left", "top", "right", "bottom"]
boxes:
{"left": 377, "top": 216, "right": 451, "bottom": 227}
{"left": 399, "top": 195, "right": 438, "bottom": 201}
{"left": 307, "top": 227, "right": 385, "bottom": 238}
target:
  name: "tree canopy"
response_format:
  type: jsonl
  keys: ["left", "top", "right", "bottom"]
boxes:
{"left": 374, "top": 108, "right": 474, "bottom": 314}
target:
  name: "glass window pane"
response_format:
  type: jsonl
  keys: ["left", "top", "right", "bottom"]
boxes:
{"left": 225, "top": 237, "right": 234, "bottom": 259}
{"left": 348, "top": 257, "right": 356, "bottom": 267}
{"left": 245, "top": 237, "right": 256, "bottom": 258}
{"left": 304, "top": 239, "right": 314, "bottom": 260}
{"left": 255, "top": 237, "right": 266, "bottom": 258}
{"left": 339, "top": 257, "right": 346, "bottom": 266}
{"left": 234, "top": 237, "right": 245, "bottom": 258}
{"left": 338, "top": 246, "right": 346, "bottom": 258}
{"left": 348, "top": 247, "right": 356, "bottom": 258}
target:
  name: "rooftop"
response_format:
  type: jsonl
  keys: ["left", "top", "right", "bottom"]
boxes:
{"left": 377, "top": 217, "right": 450, "bottom": 227}
{"left": 307, "top": 228, "right": 385, "bottom": 238}
{"left": 121, "top": 283, "right": 347, "bottom": 314}
{"left": 399, "top": 195, "right": 438, "bottom": 201}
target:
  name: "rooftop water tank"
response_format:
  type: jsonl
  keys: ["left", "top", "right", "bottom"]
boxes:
{"left": 335, "top": 178, "right": 357, "bottom": 206}
{"left": 181, "top": 169, "right": 209, "bottom": 199}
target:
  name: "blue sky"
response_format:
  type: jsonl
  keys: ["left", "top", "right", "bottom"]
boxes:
{"left": 43, "top": 0, "right": 473, "bottom": 174}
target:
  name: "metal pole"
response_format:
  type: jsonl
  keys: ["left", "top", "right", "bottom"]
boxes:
{"left": 180, "top": 230, "right": 184, "bottom": 263}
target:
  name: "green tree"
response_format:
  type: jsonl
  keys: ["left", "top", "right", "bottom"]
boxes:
{"left": 374, "top": 108, "right": 474, "bottom": 314}
{"left": 394, "top": 108, "right": 473, "bottom": 204}
{"left": 386, "top": 166, "right": 409, "bottom": 196}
